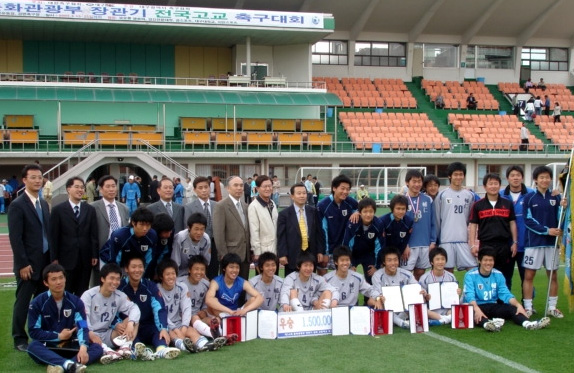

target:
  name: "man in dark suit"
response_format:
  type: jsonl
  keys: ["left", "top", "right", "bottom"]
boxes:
{"left": 184, "top": 176, "right": 219, "bottom": 279}
{"left": 8, "top": 164, "right": 51, "bottom": 351}
{"left": 50, "top": 177, "right": 99, "bottom": 296}
{"left": 149, "top": 175, "right": 159, "bottom": 203}
{"left": 277, "top": 183, "right": 326, "bottom": 276}
{"left": 147, "top": 177, "right": 185, "bottom": 233}
{"left": 213, "top": 176, "right": 251, "bottom": 280}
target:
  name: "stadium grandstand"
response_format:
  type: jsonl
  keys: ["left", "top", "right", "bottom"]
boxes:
{"left": 1, "top": 0, "right": 574, "bottom": 198}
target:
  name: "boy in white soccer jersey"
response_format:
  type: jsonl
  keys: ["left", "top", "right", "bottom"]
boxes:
{"left": 171, "top": 213, "right": 211, "bottom": 278}
{"left": 80, "top": 263, "right": 141, "bottom": 365}
{"left": 325, "top": 246, "right": 383, "bottom": 308}
{"left": 371, "top": 247, "right": 427, "bottom": 329}
{"left": 434, "top": 161, "right": 476, "bottom": 271}
{"left": 280, "top": 252, "right": 336, "bottom": 311}
{"left": 404, "top": 170, "right": 436, "bottom": 280}
{"left": 157, "top": 259, "right": 226, "bottom": 353}
{"left": 248, "top": 252, "right": 284, "bottom": 311}
{"left": 183, "top": 256, "right": 223, "bottom": 340}
{"left": 418, "top": 247, "right": 459, "bottom": 325}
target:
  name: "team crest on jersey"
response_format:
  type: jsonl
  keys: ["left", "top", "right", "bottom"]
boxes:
{"left": 274, "top": 288, "right": 280, "bottom": 294}
{"left": 94, "top": 306, "right": 98, "bottom": 312}
{"left": 141, "top": 245, "right": 149, "bottom": 252}
{"left": 183, "top": 247, "right": 189, "bottom": 255}
{"left": 63, "top": 309, "right": 72, "bottom": 318}
{"left": 368, "top": 232, "right": 375, "bottom": 239}
{"left": 174, "top": 293, "right": 180, "bottom": 300}
{"left": 349, "top": 283, "right": 355, "bottom": 293}
{"left": 550, "top": 200, "right": 556, "bottom": 206}
{"left": 400, "top": 232, "right": 406, "bottom": 238}
{"left": 342, "top": 210, "right": 348, "bottom": 216}
{"left": 160, "top": 239, "right": 168, "bottom": 246}
{"left": 111, "top": 301, "right": 117, "bottom": 308}
{"left": 200, "top": 292, "right": 205, "bottom": 298}
{"left": 422, "top": 202, "right": 428, "bottom": 208}
{"left": 478, "top": 284, "right": 483, "bottom": 290}
{"left": 465, "top": 198, "right": 470, "bottom": 204}
{"left": 309, "top": 286, "right": 315, "bottom": 292}
{"left": 140, "top": 294, "right": 147, "bottom": 302}
{"left": 446, "top": 198, "right": 452, "bottom": 204}
{"left": 491, "top": 283, "right": 497, "bottom": 288}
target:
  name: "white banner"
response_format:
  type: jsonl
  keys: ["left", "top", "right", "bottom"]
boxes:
{"left": 277, "top": 309, "right": 332, "bottom": 338}
{"left": 0, "top": 1, "right": 325, "bottom": 29}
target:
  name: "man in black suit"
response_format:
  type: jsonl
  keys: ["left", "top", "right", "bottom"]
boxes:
{"left": 50, "top": 177, "right": 99, "bottom": 296}
{"left": 184, "top": 176, "right": 218, "bottom": 278}
{"left": 8, "top": 164, "right": 51, "bottom": 351}
{"left": 277, "top": 183, "right": 325, "bottom": 276}
{"left": 149, "top": 175, "right": 159, "bottom": 203}
{"left": 147, "top": 177, "right": 185, "bottom": 233}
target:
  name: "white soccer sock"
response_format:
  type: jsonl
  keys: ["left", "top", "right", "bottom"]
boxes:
{"left": 548, "top": 296, "right": 558, "bottom": 310}
{"left": 101, "top": 343, "right": 114, "bottom": 353}
{"left": 193, "top": 320, "right": 213, "bottom": 337}
{"left": 290, "top": 298, "right": 304, "bottom": 311}
{"left": 523, "top": 299, "right": 533, "bottom": 310}
{"left": 174, "top": 339, "right": 185, "bottom": 351}
{"left": 196, "top": 336, "right": 208, "bottom": 349}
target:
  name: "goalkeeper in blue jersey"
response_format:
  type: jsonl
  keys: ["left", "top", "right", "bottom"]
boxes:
{"left": 463, "top": 247, "right": 550, "bottom": 332}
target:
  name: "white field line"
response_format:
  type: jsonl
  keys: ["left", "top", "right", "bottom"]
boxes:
{"left": 426, "top": 331, "right": 540, "bottom": 373}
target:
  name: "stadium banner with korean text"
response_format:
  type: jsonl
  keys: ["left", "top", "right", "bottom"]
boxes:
{"left": 0, "top": 0, "right": 325, "bottom": 29}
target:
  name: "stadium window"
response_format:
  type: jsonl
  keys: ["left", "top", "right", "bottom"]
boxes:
{"left": 521, "top": 47, "right": 568, "bottom": 71}
{"left": 423, "top": 44, "right": 458, "bottom": 68}
{"left": 467, "top": 46, "right": 514, "bottom": 69}
{"left": 312, "top": 40, "right": 348, "bottom": 65}
{"left": 354, "top": 42, "right": 406, "bottom": 67}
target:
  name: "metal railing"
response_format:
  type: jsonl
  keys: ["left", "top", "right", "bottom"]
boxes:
{"left": 135, "top": 139, "right": 196, "bottom": 179}
{"left": 1, "top": 137, "right": 571, "bottom": 156}
{"left": 0, "top": 72, "right": 325, "bottom": 90}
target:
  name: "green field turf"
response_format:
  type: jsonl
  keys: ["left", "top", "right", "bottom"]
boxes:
{"left": 1, "top": 267, "right": 572, "bottom": 373}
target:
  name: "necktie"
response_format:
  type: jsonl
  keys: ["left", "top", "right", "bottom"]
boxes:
{"left": 299, "top": 208, "right": 308, "bottom": 251}
{"left": 36, "top": 200, "right": 49, "bottom": 253}
{"left": 74, "top": 205, "right": 80, "bottom": 220}
{"left": 204, "top": 202, "right": 212, "bottom": 232}
{"left": 166, "top": 202, "right": 173, "bottom": 217}
{"left": 236, "top": 201, "right": 246, "bottom": 226}
{"left": 108, "top": 204, "right": 120, "bottom": 233}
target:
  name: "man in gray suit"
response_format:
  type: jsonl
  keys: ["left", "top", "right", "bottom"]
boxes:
{"left": 147, "top": 177, "right": 185, "bottom": 233}
{"left": 90, "top": 175, "right": 130, "bottom": 285}
{"left": 184, "top": 176, "right": 219, "bottom": 279}
{"left": 213, "top": 176, "right": 251, "bottom": 280}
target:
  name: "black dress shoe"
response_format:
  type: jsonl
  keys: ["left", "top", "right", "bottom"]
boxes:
{"left": 14, "top": 343, "right": 28, "bottom": 352}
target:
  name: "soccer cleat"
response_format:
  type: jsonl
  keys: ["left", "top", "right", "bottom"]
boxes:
{"left": 134, "top": 342, "right": 155, "bottom": 361}
{"left": 224, "top": 333, "right": 239, "bottom": 346}
{"left": 47, "top": 366, "right": 64, "bottom": 373}
{"left": 154, "top": 347, "right": 180, "bottom": 359}
{"left": 524, "top": 317, "right": 551, "bottom": 330}
{"left": 483, "top": 320, "right": 501, "bottom": 332}
{"left": 210, "top": 318, "right": 221, "bottom": 339}
{"left": 206, "top": 336, "right": 228, "bottom": 351}
{"left": 67, "top": 363, "right": 87, "bottom": 373}
{"left": 428, "top": 319, "right": 442, "bottom": 326}
{"left": 183, "top": 337, "right": 199, "bottom": 353}
{"left": 100, "top": 350, "right": 124, "bottom": 365}
{"left": 491, "top": 318, "right": 505, "bottom": 328}
{"left": 547, "top": 309, "right": 564, "bottom": 318}
{"left": 118, "top": 346, "right": 134, "bottom": 359}
{"left": 112, "top": 335, "right": 128, "bottom": 347}
{"left": 399, "top": 320, "right": 410, "bottom": 329}
{"left": 525, "top": 309, "right": 533, "bottom": 318}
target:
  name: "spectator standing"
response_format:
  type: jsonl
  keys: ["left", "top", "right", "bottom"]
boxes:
{"left": 520, "top": 122, "right": 530, "bottom": 151}
{"left": 272, "top": 175, "right": 281, "bottom": 207}
{"left": 313, "top": 176, "right": 322, "bottom": 205}
{"left": 544, "top": 95, "right": 551, "bottom": 116}
{"left": 524, "top": 98, "right": 535, "bottom": 121}
{"left": 553, "top": 102, "right": 561, "bottom": 123}
{"left": 121, "top": 175, "right": 141, "bottom": 215}
{"left": 85, "top": 176, "right": 97, "bottom": 203}
{"left": 149, "top": 175, "right": 160, "bottom": 203}
{"left": 533, "top": 96, "right": 542, "bottom": 116}
{"left": 42, "top": 176, "right": 53, "bottom": 208}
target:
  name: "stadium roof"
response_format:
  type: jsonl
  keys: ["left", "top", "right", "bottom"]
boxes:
{"left": 0, "top": 86, "right": 342, "bottom": 105}
{"left": 1, "top": 0, "right": 573, "bottom": 46}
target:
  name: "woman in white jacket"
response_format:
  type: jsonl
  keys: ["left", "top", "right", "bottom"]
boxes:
{"left": 248, "top": 175, "right": 278, "bottom": 271}
{"left": 524, "top": 98, "right": 535, "bottom": 121}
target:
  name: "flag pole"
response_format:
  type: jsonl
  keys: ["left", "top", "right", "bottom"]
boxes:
{"left": 544, "top": 144, "right": 574, "bottom": 317}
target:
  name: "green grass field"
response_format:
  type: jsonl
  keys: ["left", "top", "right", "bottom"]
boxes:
{"left": 1, "top": 266, "right": 572, "bottom": 373}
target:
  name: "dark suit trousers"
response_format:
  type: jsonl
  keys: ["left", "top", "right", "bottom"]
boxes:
{"left": 207, "top": 238, "right": 219, "bottom": 280}
{"left": 13, "top": 274, "right": 46, "bottom": 344}
{"left": 65, "top": 262, "right": 92, "bottom": 296}
{"left": 240, "top": 261, "right": 250, "bottom": 281}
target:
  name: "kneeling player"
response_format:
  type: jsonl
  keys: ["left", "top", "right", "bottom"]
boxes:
{"left": 371, "top": 247, "right": 424, "bottom": 328}
{"left": 280, "top": 252, "right": 336, "bottom": 311}
{"left": 183, "top": 256, "right": 223, "bottom": 340}
{"left": 157, "top": 259, "right": 225, "bottom": 353}
{"left": 28, "top": 264, "right": 103, "bottom": 372}
{"left": 418, "top": 247, "right": 460, "bottom": 326}
{"left": 325, "top": 245, "right": 383, "bottom": 308}
{"left": 463, "top": 247, "right": 550, "bottom": 332}
{"left": 248, "top": 252, "right": 284, "bottom": 311}
{"left": 118, "top": 255, "right": 180, "bottom": 361}
{"left": 81, "top": 263, "right": 140, "bottom": 364}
